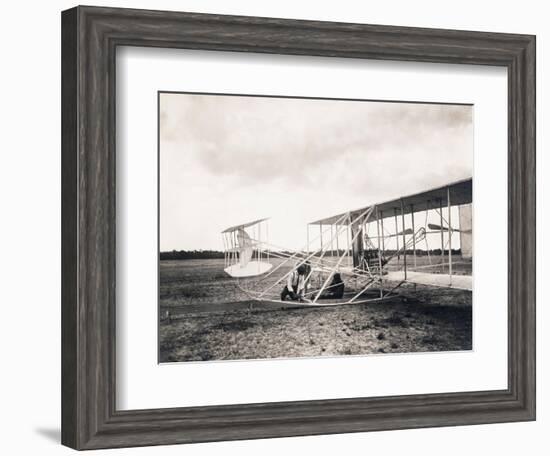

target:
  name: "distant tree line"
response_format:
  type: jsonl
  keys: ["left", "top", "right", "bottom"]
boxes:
{"left": 160, "top": 250, "right": 225, "bottom": 260}
{"left": 309, "top": 248, "right": 463, "bottom": 257}
{"left": 160, "top": 248, "right": 464, "bottom": 261}
{"left": 371, "top": 248, "right": 463, "bottom": 256}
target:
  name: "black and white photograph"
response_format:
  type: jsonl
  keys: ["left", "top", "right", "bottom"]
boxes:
{"left": 0, "top": 0, "right": 541, "bottom": 453}
{"left": 159, "top": 92, "right": 473, "bottom": 363}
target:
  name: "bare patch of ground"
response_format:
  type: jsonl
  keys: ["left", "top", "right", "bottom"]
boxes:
{"left": 159, "top": 259, "right": 472, "bottom": 363}
{"left": 160, "top": 290, "right": 471, "bottom": 362}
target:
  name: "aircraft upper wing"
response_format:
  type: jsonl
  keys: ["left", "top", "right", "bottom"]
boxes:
{"left": 309, "top": 178, "right": 472, "bottom": 225}
{"left": 221, "top": 217, "right": 270, "bottom": 233}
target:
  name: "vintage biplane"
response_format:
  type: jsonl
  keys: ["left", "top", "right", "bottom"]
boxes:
{"left": 221, "top": 178, "right": 472, "bottom": 307}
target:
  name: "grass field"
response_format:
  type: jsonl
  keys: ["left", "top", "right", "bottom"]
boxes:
{"left": 159, "top": 258, "right": 472, "bottom": 362}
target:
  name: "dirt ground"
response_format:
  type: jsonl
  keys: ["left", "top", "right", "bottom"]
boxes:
{"left": 159, "top": 259, "right": 472, "bottom": 363}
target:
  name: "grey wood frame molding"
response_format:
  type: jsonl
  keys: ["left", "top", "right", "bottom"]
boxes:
{"left": 61, "top": 5, "right": 536, "bottom": 450}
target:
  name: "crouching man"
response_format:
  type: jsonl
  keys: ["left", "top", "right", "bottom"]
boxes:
{"left": 319, "top": 272, "right": 345, "bottom": 299}
{"left": 281, "top": 263, "right": 307, "bottom": 302}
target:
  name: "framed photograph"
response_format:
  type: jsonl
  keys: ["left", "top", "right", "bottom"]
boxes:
{"left": 61, "top": 6, "right": 536, "bottom": 450}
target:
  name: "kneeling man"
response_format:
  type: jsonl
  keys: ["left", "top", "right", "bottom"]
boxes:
{"left": 281, "top": 263, "right": 307, "bottom": 302}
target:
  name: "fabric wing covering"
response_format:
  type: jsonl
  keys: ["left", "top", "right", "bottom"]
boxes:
{"left": 310, "top": 178, "right": 472, "bottom": 225}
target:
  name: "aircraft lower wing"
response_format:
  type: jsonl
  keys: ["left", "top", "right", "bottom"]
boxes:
{"left": 224, "top": 261, "right": 273, "bottom": 278}
{"left": 385, "top": 270, "right": 472, "bottom": 291}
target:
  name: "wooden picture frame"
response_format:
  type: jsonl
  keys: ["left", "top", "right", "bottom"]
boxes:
{"left": 61, "top": 5, "right": 536, "bottom": 450}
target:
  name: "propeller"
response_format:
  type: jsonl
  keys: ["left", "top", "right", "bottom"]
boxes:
{"left": 387, "top": 228, "right": 414, "bottom": 237}
{"left": 428, "top": 223, "right": 462, "bottom": 232}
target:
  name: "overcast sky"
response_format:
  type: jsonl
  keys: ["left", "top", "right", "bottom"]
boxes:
{"left": 159, "top": 93, "right": 472, "bottom": 251}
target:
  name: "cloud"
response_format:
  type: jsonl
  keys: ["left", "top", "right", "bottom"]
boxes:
{"left": 159, "top": 93, "right": 472, "bottom": 250}
{"left": 160, "top": 94, "right": 471, "bottom": 187}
